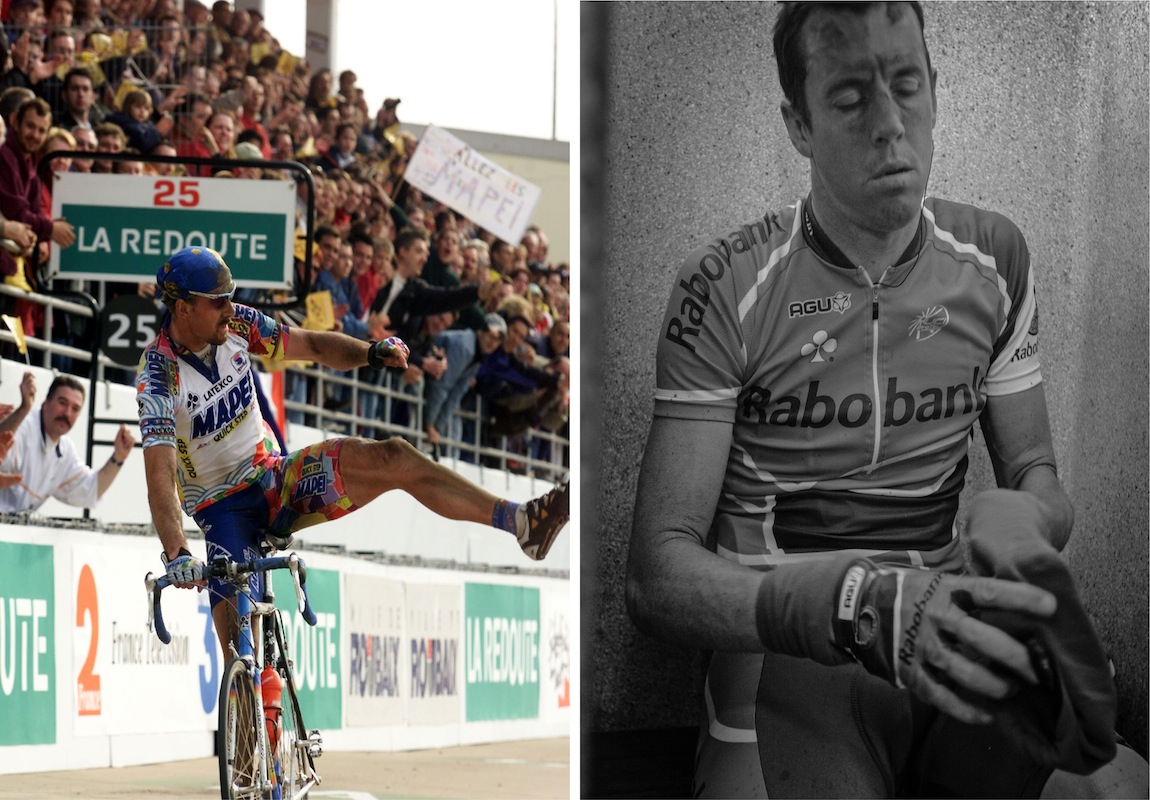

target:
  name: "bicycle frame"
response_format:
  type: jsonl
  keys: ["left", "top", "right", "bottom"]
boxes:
{"left": 146, "top": 554, "right": 321, "bottom": 800}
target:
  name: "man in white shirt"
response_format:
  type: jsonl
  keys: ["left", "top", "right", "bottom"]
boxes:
{"left": 0, "top": 372, "right": 135, "bottom": 512}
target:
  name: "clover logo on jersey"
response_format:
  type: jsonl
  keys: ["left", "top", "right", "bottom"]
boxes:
{"left": 909, "top": 305, "right": 949, "bottom": 341}
{"left": 186, "top": 392, "right": 200, "bottom": 412}
{"left": 801, "top": 330, "right": 837, "bottom": 363}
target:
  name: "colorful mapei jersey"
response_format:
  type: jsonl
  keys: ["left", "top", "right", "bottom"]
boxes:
{"left": 655, "top": 196, "right": 1041, "bottom": 573}
{"left": 136, "top": 303, "right": 289, "bottom": 517}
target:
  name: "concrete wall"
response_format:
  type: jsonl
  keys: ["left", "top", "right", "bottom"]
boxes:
{"left": 582, "top": 0, "right": 1150, "bottom": 758}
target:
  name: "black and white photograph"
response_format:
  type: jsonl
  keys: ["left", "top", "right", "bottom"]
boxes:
{"left": 582, "top": 2, "right": 1148, "bottom": 797}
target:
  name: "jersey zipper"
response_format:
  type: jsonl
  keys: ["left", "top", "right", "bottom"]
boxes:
{"left": 864, "top": 270, "right": 886, "bottom": 473}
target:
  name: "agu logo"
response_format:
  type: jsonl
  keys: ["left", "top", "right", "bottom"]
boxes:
{"left": 789, "top": 291, "right": 851, "bottom": 318}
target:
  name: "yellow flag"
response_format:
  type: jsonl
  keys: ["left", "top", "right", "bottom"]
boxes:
{"left": 303, "top": 291, "right": 334, "bottom": 332}
{"left": 276, "top": 50, "right": 300, "bottom": 76}
{"left": 2, "top": 315, "right": 27, "bottom": 355}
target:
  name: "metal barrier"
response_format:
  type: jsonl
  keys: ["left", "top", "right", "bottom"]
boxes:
{"left": 16, "top": 142, "right": 568, "bottom": 485}
{"left": 0, "top": 283, "right": 570, "bottom": 481}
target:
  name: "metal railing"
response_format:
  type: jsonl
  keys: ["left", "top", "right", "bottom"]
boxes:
{"left": 0, "top": 283, "right": 569, "bottom": 480}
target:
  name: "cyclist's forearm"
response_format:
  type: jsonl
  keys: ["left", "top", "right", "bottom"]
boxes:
{"left": 287, "top": 327, "right": 369, "bottom": 371}
{"left": 143, "top": 446, "right": 189, "bottom": 560}
{"left": 152, "top": 495, "right": 188, "bottom": 560}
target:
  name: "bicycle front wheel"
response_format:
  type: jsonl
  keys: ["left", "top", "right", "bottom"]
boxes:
{"left": 273, "top": 616, "right": 319, "bottom": 797}
{"left": 218, "top": 658, "right": 266, "bottom": 799}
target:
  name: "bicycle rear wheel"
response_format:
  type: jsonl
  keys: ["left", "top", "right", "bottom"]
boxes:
{"left": 218, "top": 657, "right": 266, "bottom": 799}
{"left": 273, "top": 611, "right": 319, "bottom": 798}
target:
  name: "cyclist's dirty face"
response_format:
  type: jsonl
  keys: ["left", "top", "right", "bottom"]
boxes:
{"left": 182, "top": 284, "right": 236, "bottom": 347}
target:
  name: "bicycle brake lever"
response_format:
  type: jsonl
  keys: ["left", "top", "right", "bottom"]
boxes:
{"left": 288, "top": 553, "right": 317, "bottom": 626}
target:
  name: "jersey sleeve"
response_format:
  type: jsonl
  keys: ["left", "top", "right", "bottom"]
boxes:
{"left": 653, "top": 239, "right": 748, "bottom": 423}
{"left": 984, "top": 220, "right": 1042, "bottom": 397}
{"left": 231, "top": 303, "right": 289, "bottom": 361}
{"left": 136, "top": 346, "right": 178, "bottom": 449}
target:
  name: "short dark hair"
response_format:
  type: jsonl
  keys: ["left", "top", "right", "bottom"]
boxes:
{"left": 47, "top": 374, "right": 85, "bottom": 402}
{"left": 0, "top": 87, "right": 34, "bottom": 124}
{"left": 394, "top": 226, "right": 429, "bottom": 253}
{"left": 314, "top": 224, "right": 340, "bottom": 245}
{"left": 347, "top": 229, "right": 374, "bottom": 249}
{"left": 505, "top": 314, "right": 532, "bottom": 333}
{"left": 63, "top": 67, "right": 93, "bottom": 90}
{"left": 773, "top": 2, "right": 930, "bottom": 126}
{"left": 236, "top": 127, "right": 262, "bottom": 147}
{"left": 16, "top": 97, "right": 52, "bottom": 125}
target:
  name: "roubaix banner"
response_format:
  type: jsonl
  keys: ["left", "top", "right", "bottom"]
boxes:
{"left": 49, "top": 173, "right": 296, "bottom": 286}
{"left": 404, "top": 125, "right": 541, "bottom": 245}
{"left": 343, "top": 574, "right": 405, "bottom": 727}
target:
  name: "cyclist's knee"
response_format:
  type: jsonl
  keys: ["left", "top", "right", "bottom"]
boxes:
{"left": 343, "top": 436, "right": 423, "bottom": 491}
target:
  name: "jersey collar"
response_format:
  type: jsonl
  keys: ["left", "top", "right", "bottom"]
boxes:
{"left": 802, "top": 196, "right": 926, "bottom": 272}
{"left": 159, "top": 318, "right": 221, "bottom": 383}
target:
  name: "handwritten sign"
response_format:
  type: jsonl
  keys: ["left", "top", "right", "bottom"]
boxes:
{"left": 403, "top": 125, "right": 541, "bottom": 245}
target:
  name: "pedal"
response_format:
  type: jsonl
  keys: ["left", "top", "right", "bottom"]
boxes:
{"left": 307, "top": 729, "right": 323, "bottom": 758}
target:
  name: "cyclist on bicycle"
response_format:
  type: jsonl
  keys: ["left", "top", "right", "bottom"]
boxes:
{"left": 138, "top": 246, "right": 569, "bottom": 651}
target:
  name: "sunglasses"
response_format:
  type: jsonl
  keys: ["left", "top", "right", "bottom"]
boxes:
{"left": 186, "top": 286, "right": 236, "bottom": 307}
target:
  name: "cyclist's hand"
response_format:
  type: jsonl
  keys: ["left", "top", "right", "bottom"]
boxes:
{"left": 833, "top": 559, "right": 1057, "bottom": 725}
{"left": 367, "top": 336, "right": 409, "bottom": 370}
{"left": 165, "top": 553, "right": 206, "bottom": 590}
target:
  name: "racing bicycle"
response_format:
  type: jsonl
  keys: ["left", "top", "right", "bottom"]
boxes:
{"left": 146, "top": 550, "right": 324, "bottom": 799}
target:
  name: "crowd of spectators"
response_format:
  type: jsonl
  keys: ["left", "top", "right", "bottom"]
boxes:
{"left": 0, "top": 0, "right": 571, "bottom": 474}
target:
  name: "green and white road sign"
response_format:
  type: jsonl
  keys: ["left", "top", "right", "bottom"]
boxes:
{"left": 49, "top": 173, "right": 296, "bottom": 287}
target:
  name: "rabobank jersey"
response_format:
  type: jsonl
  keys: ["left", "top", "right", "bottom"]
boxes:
{"left": 655, "top": 196, "right": 1041, "bottom": 572}
{"left": 136, "top": 303, "right": 289, "bottom": 516}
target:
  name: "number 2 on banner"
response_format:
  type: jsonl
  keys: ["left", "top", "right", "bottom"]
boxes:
{"left": 154, "top": 179, "right": 200, "bottom": 207}
{"left": 76, "top": 564, "right": 101, "bottom": 716}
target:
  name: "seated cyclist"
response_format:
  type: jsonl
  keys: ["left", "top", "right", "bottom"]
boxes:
{"left": 139, "top": 246, "right": 569, "bottom": 652}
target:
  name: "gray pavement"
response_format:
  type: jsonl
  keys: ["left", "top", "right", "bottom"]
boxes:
{"left": 0, "top": 738, "right": 570, "bottom": 799}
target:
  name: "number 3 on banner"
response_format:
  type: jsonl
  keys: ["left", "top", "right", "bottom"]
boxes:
{"left": 154, "top": 179, "right": 200, "bottom": 208}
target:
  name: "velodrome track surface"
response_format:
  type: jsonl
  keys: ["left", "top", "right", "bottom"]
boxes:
{"left": 0, "top": 738, "right": 569, "bottom": 799}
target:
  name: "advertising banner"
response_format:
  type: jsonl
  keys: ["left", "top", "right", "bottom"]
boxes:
{"left": 50, "top": 173, "right": 296, "bottom": 286}
{"left": 71, "top": 544, "right": 220, "bottom": 737}
{"left": 540, "top": 588, "right": 571, "bottom": 722}
{"left": 406, "top": 583, "right": 462, "bottom": 725}
{"left": 464, "top": 583, "right": 540, "bottom": 722}
{"left": 272, "top": 566, "right": 341, "bottom": 730}
{"left": 343, "top": 574, "right": 405, "bottom": 727}
{"left": 0, "top": 541, "right": 55, "bottom": 745}
{"left": 404, "top": 125, "right": 541, "bottom": 245}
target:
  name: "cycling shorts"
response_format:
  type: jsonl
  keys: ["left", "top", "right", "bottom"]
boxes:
{"left": 695, "top": 649, "right": 1052, "bottom": 798}
{"left": 194, "top": 438, "right": 358, "bottom": 607}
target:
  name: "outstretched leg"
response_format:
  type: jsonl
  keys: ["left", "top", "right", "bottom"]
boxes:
{"left": 338, "top": 436, "right": 569, "bottom": 559}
